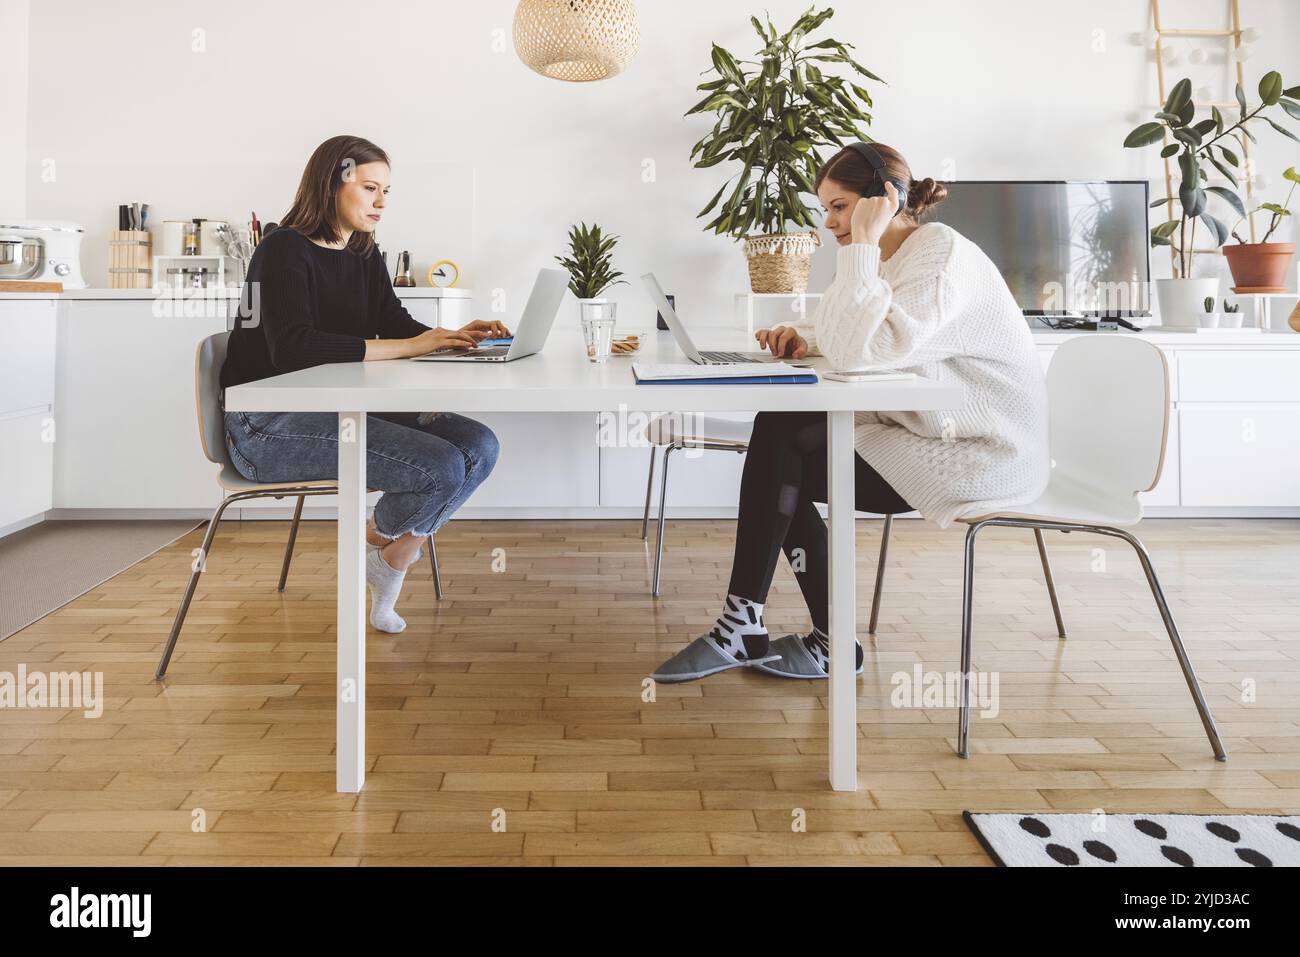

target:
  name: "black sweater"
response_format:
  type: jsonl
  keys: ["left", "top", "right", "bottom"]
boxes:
{"left": 220, "top": 227, "right": 429, "bottom": 389}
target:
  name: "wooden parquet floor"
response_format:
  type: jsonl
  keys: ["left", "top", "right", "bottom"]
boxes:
{"left": 0, "top": 517, "right": 1297, "bottom": 866}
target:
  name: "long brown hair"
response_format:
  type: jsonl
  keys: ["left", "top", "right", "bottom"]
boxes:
{"left": 279, "top": 135, "right": 390, "bottom": 256}
{"left": 814, "top": 143, "right": 947, "bottom": 223}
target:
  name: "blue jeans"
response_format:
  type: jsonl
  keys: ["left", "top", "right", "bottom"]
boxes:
{"left": 223, "top": 410, "right": 499, "bottom": 539}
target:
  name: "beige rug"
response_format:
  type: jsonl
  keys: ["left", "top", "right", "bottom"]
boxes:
{"left": 0, "top": 520, "right": 200, "bottom": 640}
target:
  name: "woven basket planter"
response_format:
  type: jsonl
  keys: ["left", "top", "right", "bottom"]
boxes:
{"left": 513, "top": 0, "right": 640, "bottom": 82}
{"left": 743, "top": 232, "right": 822, "bottom": 294}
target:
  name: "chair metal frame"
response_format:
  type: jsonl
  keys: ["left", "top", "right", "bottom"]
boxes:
{"left": 155, "top": 330, "right": 444, "bottom": 681}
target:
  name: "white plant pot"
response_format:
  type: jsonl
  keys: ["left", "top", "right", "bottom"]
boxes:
{"left": 1155, "top": 278, "right": 1221, "bottom": 329}
{"left": 1220, "top": 311, "right": 1244, "bottom": 329}
{"left": 1201, "top": 312, "right": 1221, "bottom": 328}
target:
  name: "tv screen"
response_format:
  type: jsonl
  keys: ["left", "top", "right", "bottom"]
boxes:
{"left": 921, "top": 181, "right": 1151, "bottom": 316}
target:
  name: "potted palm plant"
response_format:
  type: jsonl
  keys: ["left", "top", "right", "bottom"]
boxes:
{"left": 687, "top": 6, "right": 883, "bottom": 293}
{"left": 555, "top": 221, "right": 625, "bottom": 329}
{"left": 1224, "top": 166, "right": 1299, "bottom": 291}
{"left": 1123, "top": 72, "right": 1299, "bottom": 326}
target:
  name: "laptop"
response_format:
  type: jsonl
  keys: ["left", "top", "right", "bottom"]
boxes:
{"left": 641, "top": 272, "right": 775, "bottom": 364}
{"left": 414, "top": 268, "right": 568, "bottom": 362}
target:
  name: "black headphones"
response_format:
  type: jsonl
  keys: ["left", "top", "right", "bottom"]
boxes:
{"left": 845, "top": 142, "right": 909, "bottom": 216}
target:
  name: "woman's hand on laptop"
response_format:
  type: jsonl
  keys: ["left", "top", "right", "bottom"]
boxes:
{"left": 755, "top": 326, "right": 808, "bottom": 359}
{"left": 404, "top": 328, "right": 482, "bottom": 357}
{"left": 460, "top": 319, "right": 513, "bottom": 340}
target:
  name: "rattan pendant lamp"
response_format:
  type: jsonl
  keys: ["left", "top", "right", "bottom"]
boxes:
{"left": 513, "top": 0, "right": 640, "bottom": 82}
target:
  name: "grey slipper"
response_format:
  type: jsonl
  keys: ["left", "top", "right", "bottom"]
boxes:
{"left": 650, "top": 634, "right": 779, "bottom": 684}
{"left": 752, "top": 634, "right": 865, "bottom": 680}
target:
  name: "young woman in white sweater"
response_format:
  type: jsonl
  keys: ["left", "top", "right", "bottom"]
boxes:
{"left": 653, "top": 142, "right": 1051, "bottom": 682}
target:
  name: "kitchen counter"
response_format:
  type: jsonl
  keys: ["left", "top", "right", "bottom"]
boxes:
{"left": 0, "top": 286, "right": 471, "bottom": 300}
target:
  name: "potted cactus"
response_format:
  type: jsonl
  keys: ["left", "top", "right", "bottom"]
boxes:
{"left": 1224, "top": 166, "right": 1299, "bottom": 292}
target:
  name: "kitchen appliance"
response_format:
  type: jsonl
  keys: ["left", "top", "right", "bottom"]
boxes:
{"left": 0, "top": 220, "right": 87, "bottom": 289}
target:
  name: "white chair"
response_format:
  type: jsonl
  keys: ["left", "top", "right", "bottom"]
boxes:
{"left": 950, "top": 335, "right": 1225, "bottom": 760}
{"left": 642, "top": 414, "right": 1065, "bottom": 635}
{"left": 154, "top": 331, "right": 443, "bottom": 680}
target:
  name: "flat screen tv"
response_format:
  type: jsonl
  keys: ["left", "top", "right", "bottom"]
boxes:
{"left": 920, "top": 181, "right": 1151, "bottom": 317}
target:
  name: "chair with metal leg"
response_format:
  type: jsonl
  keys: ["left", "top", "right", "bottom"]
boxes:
{"left": 155, "top": 332, "right": 443, "bottom": 680}
{"left": 949, "top": 335, "right": 1225, "bottom": 761}
{"left": 639, "top": 414, "right": 897, "bottom": 624}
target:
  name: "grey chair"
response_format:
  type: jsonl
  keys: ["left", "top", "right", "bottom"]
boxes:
{"left": 154, "top": 331, "right": 442, "bottom": 680}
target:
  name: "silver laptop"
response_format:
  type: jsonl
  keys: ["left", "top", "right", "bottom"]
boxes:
{"left": 414, "top": 268, "right": 568, "bottom": 362}
{"left": 641, "top": 272, "right": 774, "bottom": 364}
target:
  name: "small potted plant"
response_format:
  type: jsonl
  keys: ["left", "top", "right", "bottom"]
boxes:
{"left": 1224, "top": 166, "right": 1299, "bottom": 292}
{"left": 1202, "top": 295, "right": 1220, "bottom": 328}
{"left": 687, "top": 7, "right": 883, "bottom": 293}
{"left": 1124, "top": 72, "right": 1299, "bottom": 327}
{"left": 556, "top": 222, "right": 625, "bottom": 357}
{"left": 1222, "top": 300, "right": 1244, "bottom": 329}
{"left": 555, "top": 221, "right": 625, "bottom": 305}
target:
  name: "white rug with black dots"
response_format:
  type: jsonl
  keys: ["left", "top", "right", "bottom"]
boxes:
{"left": 964, "top": 812, "right": 1300, "bottom": 867}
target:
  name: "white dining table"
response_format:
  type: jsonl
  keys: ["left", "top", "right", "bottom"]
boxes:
{"left": 223, "top": 333, "right": 962, "bottom": 793}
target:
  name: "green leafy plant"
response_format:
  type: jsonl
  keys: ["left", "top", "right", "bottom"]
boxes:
{"left": 1225, "top": 301, "right": 1241, "bottom": 314}
{"left": 687, "top": 6, "right": 883, "bottom": 240}
{"left": 1231, "top": 166, "right": 1300, "bottom": 244}
{"left": 1123, "top": 71, "right": 1300, "bottom": 277}
{"left": 554, "top": 222, "right": 626, "bottom": 300}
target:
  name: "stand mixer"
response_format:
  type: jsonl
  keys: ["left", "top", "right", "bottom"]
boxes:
{"left": 0, "top": 220, "right": 87, "bottom": 288}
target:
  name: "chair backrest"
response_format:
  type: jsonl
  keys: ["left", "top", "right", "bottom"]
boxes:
{"left": 1047, "top": 335, "right": 1169, "bottom": 495}
{"left": 195, "top": 331, "right": 233, "bottom": 466}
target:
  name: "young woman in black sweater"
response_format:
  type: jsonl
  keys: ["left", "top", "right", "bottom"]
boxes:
{"left": 221, "top": 135, "right": 505, "bottom": 633}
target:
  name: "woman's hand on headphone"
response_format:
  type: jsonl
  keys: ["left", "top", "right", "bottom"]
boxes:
{"left": 755, "top": 326, "right": 808, "bottom": 359}
{"left": 850, "top": 181, "right": 899, "bottom": 247}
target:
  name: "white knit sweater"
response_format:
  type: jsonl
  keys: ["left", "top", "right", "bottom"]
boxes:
{"left": 792, "top": 222, "right": 1050, "bottom": 528}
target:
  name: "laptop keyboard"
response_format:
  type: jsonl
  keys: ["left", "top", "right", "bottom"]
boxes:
{"left": 700, "top": 350, "right": 764, "bottom": 363}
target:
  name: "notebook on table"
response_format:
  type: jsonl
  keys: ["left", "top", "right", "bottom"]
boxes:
{"left": 631, "top": 361, "right": 818, "bottom": 385}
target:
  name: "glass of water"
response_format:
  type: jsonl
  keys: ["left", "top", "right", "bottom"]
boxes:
{"left": 580, "top": 301, "right": 617, "bottom": 363}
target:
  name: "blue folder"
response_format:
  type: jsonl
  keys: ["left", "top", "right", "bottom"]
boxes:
{"left": 634, "top": 372, "right": 819, "bottom": 385}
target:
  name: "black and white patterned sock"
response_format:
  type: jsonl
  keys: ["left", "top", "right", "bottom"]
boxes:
{"left": 802, "top": 627, "right": 864, "bottom": 673}
{"left": 710, "top": 594, "right": 769, "bottom": 660}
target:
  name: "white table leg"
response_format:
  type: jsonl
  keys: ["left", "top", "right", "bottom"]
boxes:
{"left": 337, "top": 411, "right": 367, "bottom": 792}
{"left": 827, "top": 410, "right": 858, "bottom": 790}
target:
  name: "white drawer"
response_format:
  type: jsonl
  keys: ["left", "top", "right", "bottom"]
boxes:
{"left": 0, "top": 300, "right": 57, "bottom": 415}
{"left": 0, "top": 411, "right": 55, "bottom": 528}
{"left": 1178, "top": 351, "right": 1300, "bottom": 402}
{"left": 1179, "top": 406, "right": 1300, "bottom": 506}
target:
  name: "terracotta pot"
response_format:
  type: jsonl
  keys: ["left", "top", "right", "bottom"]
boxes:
{"left": 1223, "top": 242, "right": 1296, "bottom": 291}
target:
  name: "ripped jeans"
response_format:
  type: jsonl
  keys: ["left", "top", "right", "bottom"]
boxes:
{"left": 728, "top": 411, "right": 913, "bottom": 633}
{"left": 223, "top": 410, "right": 499, "bottom": 539}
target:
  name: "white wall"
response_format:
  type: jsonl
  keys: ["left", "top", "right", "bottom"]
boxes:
{"left": 0, "top": 0, "right": 30, "bottom": 220}
{"left": 18, "top": 0, "right": 1300, "bottom": 323}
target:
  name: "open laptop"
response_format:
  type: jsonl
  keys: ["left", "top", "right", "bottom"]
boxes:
{"left": 641, "top": 272, "right": 775, "bottom": 364}
{"left": 414, "top": 268, "right": 568, "bottom": 362}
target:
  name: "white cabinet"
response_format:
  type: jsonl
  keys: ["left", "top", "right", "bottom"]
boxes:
{"left": 0, "top": 299, "right": 57, "bottom": 532}
{"left": 1179, "top": 406, "right": 1300, "bottom": 506}
{"left": 54, "top": 300, "right": 226, "bottom": 509}
{"left": 0, "top": 414, "right": 55, "bottom": 529}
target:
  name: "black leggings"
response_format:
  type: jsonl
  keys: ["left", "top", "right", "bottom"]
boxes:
{"left": 727, "top": 411, "right": 913, "bottom": 632}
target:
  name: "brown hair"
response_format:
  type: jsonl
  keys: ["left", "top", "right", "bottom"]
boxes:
{"left": 813, "top": 142, "right": 948, "bottom": 223}
{"left": 279, "top": 135, "right": 390, "bottom": 257}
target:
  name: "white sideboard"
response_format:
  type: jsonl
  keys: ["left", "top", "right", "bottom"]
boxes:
{"left": 1, "top": 290, "right": 1299, "bottom": 535}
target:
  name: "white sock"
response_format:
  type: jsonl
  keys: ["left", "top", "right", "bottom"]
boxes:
{"left": 365, "top": 546, "right": 408, "bottom": 633}
{"left": 710, "top": 594, "right": 769, "bottom": 660}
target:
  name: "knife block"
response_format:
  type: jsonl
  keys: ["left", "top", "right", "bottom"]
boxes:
{"left": 109, "top": 230, "right": 152, "bottom": 289}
